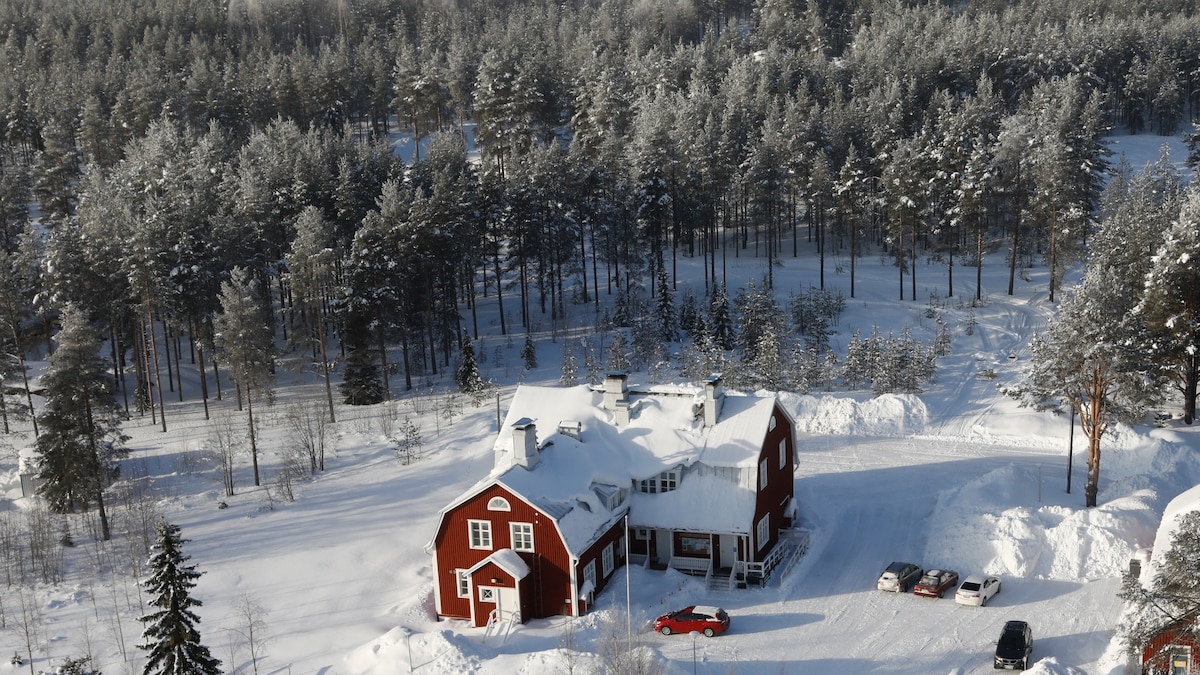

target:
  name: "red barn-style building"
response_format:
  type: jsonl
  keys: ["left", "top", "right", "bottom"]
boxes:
{"left": 428, "top": 374, "right": 800, "bottom": 628}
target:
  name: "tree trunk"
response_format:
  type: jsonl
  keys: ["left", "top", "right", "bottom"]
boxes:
{"left": 247, "top": 385, "right": 260, "bottom": 487}
{"left": 1085, "top": 432, "right": 1100, "bottom": 508}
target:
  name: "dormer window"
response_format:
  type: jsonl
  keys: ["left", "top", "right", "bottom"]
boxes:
{"left": 591, "top": 483, "right": 626, "bottom": 510}
{"left": 637, "top": 470, "right": 679, "bottom": 494}
{"left": 487, "top": 497, "right": 511, "bottom": 512}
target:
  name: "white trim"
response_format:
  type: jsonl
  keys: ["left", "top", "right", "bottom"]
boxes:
{"left": 756, "top": 514, "right": 770, "bottom": 551}
{"left": 487, "top": 496, "right": 511, "bottom": 511}
{"left": 759, "top": 458, "right": 769, "bottom": 490}
{"left": 779, "top": 437, "right": 787, "bottom": 469}
{"left": 602, "top": 543, "right": 615, "bottom": 577}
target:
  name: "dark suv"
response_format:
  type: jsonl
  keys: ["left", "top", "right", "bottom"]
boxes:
{"left": 994, "top": 620, "right": 1033, "bottom": 670}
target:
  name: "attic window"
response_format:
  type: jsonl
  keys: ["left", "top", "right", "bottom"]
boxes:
{"left": 637, "top": 470, "right": 679, "bottom": 494}
{"left": 487, "top": 497, "right": 511, "bottom": 512}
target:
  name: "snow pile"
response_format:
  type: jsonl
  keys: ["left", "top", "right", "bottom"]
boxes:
{"left": 783, "top": 392, "right": 928, "bottom": 436}
{"left": 925, "top": 459, "right": 1168, "bottom": 581}
{"left": 1023, "top": 657, "right": 1090, "bottom": 674}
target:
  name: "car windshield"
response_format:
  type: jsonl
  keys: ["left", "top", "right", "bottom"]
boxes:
{"left": 919, "top": 575, "right": 937, "bottom": 585}
{"left": 961, "top": 582, "right": 980, "bottom": 591}
{"left": 997, "top": 634, "right": 1025, "bottom": 652}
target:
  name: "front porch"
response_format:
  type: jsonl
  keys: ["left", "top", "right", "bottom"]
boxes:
{"left": 630, "top": 527, "right": 810, "bottom": 591}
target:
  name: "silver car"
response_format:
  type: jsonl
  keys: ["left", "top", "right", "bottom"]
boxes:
{"left": 876, "top": 561, "right": 922, "bottom": 592}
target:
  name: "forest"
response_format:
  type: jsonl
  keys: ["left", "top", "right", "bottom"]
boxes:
{"left": 0, "top": 0, "right": 1198, "bottom": 471}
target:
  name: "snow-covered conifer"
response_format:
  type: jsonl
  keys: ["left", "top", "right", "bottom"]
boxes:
{"left": 138, "top": 523, "right": 221, "bottom": 675}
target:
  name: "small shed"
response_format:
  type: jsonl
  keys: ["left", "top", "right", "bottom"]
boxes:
{"left": 18, "top": 446, "right": 39, "bottom": 498}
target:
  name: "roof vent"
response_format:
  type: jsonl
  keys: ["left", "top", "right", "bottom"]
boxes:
{"left": 558, "top": 420, "right": 582, "bottom": 440}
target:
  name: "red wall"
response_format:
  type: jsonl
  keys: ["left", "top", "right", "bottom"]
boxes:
{"left": 1142, "top": 627, "right": 1197, "bottom": 674}
{"left": 434, "top": 483, "right": 572, "bottom": 623}
{"left": 751, "top": 403, "right": 795, "bottom": 561}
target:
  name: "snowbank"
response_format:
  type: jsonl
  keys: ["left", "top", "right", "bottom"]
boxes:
{"left": 782, "top": 392, "right": 928, "bottom": 436}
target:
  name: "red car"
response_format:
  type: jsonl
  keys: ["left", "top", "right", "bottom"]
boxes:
{"left": 913, "top": 569, "right": 960, "bottom": 598}
{"left": 653, "top": 605, "right": 730, "bottom": 637}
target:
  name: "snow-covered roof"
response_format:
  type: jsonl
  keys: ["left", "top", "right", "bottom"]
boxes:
{"left": 1145, "top": 483, "right": 1200, "bottom": 586}
{"left": 479, "top": 382, "right": 783, "bottom": 550}
{"left": 469, "top": 549, "right": 530, "bottom": 580}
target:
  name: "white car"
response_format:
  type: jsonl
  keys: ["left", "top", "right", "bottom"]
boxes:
{"left": 954, "top": 574, "right": 1001, "bottom": 606}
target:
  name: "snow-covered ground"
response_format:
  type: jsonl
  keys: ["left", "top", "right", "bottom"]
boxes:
{"left": 0, "top": 133, "right": 1195, "bottom": 673}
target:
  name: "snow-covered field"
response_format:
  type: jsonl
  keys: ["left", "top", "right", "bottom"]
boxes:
{"left": 0, "top": 133, "right": 1195, "bottom": 674}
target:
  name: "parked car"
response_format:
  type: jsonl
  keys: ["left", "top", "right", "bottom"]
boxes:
{"left": 955, "top": 574, "right": 1002, "bottom": 606}
{"left": 876, "top": 562, "right": 923, "bottom": 592}
{"left": 913, "top": 569, "right": 960, "bottom": 598}
{"left": 653, "top": 605, "right": 730, "bottom": 637}
{"left": 994, "top": 620, "right": 1033, "bottom": 669}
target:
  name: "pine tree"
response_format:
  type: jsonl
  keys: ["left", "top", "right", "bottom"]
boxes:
{"left": 1007, "top": 265, "right": 1161, "bottom": 507}
{"left": 213, "top": 268, "right": 275, "bottom": 487}
{"left": 607, "top": 331, "right": 630, "bottom": 371}
{"left": 138, "top": 522, "right": 221, "bottom": 675}
{"left": 35, "top": 304, "right": 126, "bottom": 540}
{"left": 1138, "top": 193, "right": 1200, "bottom": 424}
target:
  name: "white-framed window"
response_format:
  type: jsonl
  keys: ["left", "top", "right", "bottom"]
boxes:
{"left": 584, "top": 560, "right": 596, "bottom": 589}
{"left": 635, "top": 528, "right": 650, "bottom": 540}
{"left": 618, "top": 536, "right": 626, "bottom": 558}
{"left": 455, "top": 569, "right": 470, "bottom": 598}
{"left": 756, "top": 514, "right": 770, "bottom": 551}
{"left": 779, "top": 437, "right": 788, "bottom": 469}
{"left": 468, "top": 519, "right": 492, "bottom": 550}
{"left": 487, "top": 496, "right": 511, "bottom": 511}
{"left": 479, "top": 586, "right": 496, "bottom": 602}
{"left": 768, "top": 414, "right": 777, "bottom": 431}
{"left": 602, "top": 543, "right": 615, "bottom": 577}
{"left": 511, "top": 522, "right": 534, "bottom": 552}
{"left": 759, "top": 458, "right": 769, "bottom": 490}
{"left": 637, "top": 470, "right": 680, "bottom": 494}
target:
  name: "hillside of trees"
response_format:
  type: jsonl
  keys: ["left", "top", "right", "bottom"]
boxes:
{"left": 0, "top": 0, "right": 1196, "bottom": 428}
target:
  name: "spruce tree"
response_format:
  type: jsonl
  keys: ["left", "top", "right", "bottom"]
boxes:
{"left": 35, "top": 304, "right": 125, "bottom": 540}
{"left": 708, "top": 284, "right": 735, "bottom": 351}
{"left": 521, "top": 334, "right": 538, "bottom": 370}
{"left": 138, "top": 522, "right": 221, "bottom": 675}
{"left": 456, "top": 331, "right": 485, "bottom": 395}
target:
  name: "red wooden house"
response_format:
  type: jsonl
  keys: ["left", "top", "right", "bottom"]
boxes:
{"left": 428, "top": 373, "right": 800, "bottom": 628}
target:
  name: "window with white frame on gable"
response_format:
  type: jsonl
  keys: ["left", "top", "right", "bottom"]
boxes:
{"left": 455, "top": 570, "right": 470, "bottom": 598}
{"left": 756, "top": 514, "right": 770, "bottom": 551}
{"left": 468, "top": 519, "right": 492, "bottom": 550}
{"left": 584, "top": 560, "right": 596, "bottom": 589}
{"left": 487, "top": 496, "right": 511, "bottom": 511}
{"left": 510, "top": 522, "right": 534, "bottom": 552}
{"left": 637, "top": 470, "right": 679, "bottom": 494}
{"left": 479, "top": 586, "right": 496, "bottom": 601}
{"left": 759, "top": 458, "right": 769, "bottom": 490}
{"left": 602, "top": 543, "right": 615, "bottom": 577}
{"left": 635, "top": 528, "right": 650, "bottom": 540}
{"left": 779, "top": 437, "right": 788, "bottom": 469}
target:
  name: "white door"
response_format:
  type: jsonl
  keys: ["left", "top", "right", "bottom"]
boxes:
{"left": 480, "top": 585, "right": 520, "bottom": 622}
{"left": 719, "top": 534, "right": 738, "bottom": 569}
